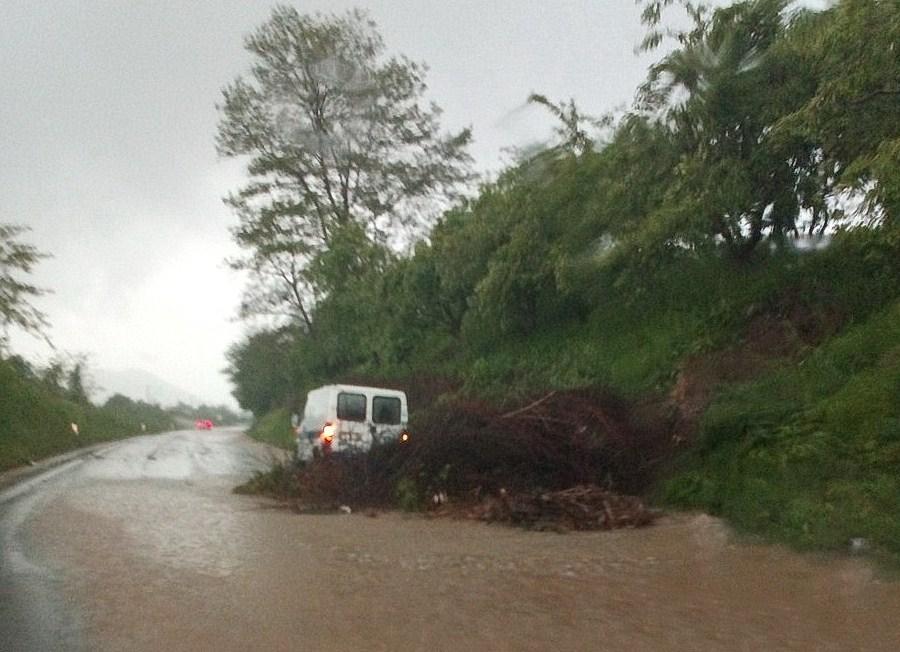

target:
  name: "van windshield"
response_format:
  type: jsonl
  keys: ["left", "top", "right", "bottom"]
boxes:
{"left": 337, "top": 392, "right": 366, "bottom": 421}
{"left": 373, "top": 396, "right": 401, "bottom": 425}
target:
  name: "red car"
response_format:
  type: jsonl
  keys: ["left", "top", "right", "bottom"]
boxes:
{"left": 195, "top": 419, "right": 214, "bottom": 430}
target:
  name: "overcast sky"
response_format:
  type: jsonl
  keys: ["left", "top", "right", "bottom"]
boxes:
{"left": 2, "top": 0, "right": 679, "bottom": 407}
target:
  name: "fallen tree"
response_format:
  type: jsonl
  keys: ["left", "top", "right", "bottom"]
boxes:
{"left": 237, "top": 386, "right": 670, "bottom": 531}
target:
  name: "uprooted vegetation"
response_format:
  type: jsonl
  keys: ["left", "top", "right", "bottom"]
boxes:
{"left": 237, "top": 387, "right": 671, "bottom": 531}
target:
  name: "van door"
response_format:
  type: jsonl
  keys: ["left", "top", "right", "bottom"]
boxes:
{"left": 371, "top": 394, "right": 404, "bottom": 444}
{"left": 335, "top": 391, "right": 369, "bottom": 453}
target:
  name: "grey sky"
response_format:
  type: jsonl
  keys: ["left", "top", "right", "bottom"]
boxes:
{"left": 2, "top": 1, "right": 672, "bottom": 406}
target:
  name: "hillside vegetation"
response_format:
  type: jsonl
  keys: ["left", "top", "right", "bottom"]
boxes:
{"left": 0, "top": 359, "right": 175, "bottom": 471}
{"left": 225, "top": 2, "right": 900, "bottom": 558}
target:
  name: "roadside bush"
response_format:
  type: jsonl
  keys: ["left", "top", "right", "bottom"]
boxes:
{"left": 0, "top": 359, "right": 152, "bottom": 470}
{"left": 247, "top": 408, "right": 294, "bottom": 449}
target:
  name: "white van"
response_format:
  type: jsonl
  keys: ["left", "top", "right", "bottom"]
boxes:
{"left": 294, "top": 384, "right": 409, "bottom": 460}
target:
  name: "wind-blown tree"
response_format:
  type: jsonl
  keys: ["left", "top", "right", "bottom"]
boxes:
{"left": 777, "top": 0, "right": 900, "bottom": 225}
{"left": 638, "top": 0, "right": 711, "bottom": 51}
{"left": 40, "top": 360, "right": 66, "bottom": 396}
{"left": 0, "top": 224, "right": 48, "bottom": 353}
{"left": 526, "top": 94, "right": 611, "bottom": 158}
{"left": 635, "top": 0, "right": 827, "bottom": 258}
{"left": 217, "top": 6, "right": 473, "bottom": 330}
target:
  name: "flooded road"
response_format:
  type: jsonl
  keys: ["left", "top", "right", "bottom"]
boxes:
{"left": 3, "top": 428, "right": 900, "bottom": 651}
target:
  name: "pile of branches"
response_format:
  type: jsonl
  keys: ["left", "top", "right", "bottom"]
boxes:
{"left": 466, "top": 485, "right": 659, "bottom": 531}
{"left": 243, "top": 384, "right": 674, "bottom": 531}
{"left": 404, "top": 387, "right": 672, "bottom": 497}
{"left": 290, "top": 446, "right": 406, "bottom": 510}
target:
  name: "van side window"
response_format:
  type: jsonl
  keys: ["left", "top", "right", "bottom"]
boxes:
{"left": 372, "top": 396, "right": 401, "bottom": 425}
{"left": 337, "top": 392, "right": 366, "bottom": 422}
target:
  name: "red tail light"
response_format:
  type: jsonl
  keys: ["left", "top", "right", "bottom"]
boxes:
{"left": 321, "top": 422, "right": 336, "bottom": 445}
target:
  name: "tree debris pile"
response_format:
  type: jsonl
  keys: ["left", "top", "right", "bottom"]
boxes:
{"left": 466, "top": 485, "right": 659, "bottom": 531}
{"left": 239, "top": 385, "right": 673, "bottom": 531}
{"left": 288, "top": 451, "right": 400, "bottom": 510}
{"left": 404, "top": 387, "right": 672, "bottom": 497}
{"left": 236, "top": 447, "right": 403, "bottom": 511}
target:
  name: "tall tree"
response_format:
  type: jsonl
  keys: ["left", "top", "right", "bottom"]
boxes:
{"left": 225, "top": 328, "right": 296, "bottom": 417}
{"left": 636, "top": 0, "right": 824, "bottom": 258}
{"left": 777, "top": 0, "right": 900, "bottom": 224}
{"left": 217, "top": 6, "right": 473, "bottom": 330}
{"left": 0, "top": 224, "right": 48, "bottom": 353}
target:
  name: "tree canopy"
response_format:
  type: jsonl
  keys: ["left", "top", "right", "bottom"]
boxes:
{"left": 223, "top": 0, "right": 900, "bottom": 415}
{"left": 0, "top": 224, "right": 48, "bottom": 352}
{"left": 217, "top": 6, "right": 473, "bottom": 330}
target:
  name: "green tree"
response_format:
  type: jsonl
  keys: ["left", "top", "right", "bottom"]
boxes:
{"left": 638, "top": 0, "right": 711, "bottom": 51}
{"left": 0, "top": 224, "right": 48, "bottom": 351}
{"left": 217, "top": 6, "right": 473, "bottom": 330}
{"left": 635, "top": 0, "right": 825, "bottom": 258}
{"left": 777, "top": 0, "right": 900, "bottom": 223}
{"left": 225, "top": 328, "right": 296, "bottom": 417}
{"left": 3, "top": 354, "right": 35, "bottom": 380}
{"left": 526, "top": 94, "right": 610, "bottom": 158}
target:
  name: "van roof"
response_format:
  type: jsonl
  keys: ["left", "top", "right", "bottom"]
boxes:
{"left": 309, "top": 384, "right": 407, "bottom": 399}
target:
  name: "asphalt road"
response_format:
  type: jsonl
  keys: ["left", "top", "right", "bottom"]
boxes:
{"left": 0, "top": 428, "right": 277, "bottom": 651}
{"left": 2, "top": 428, "right": 900, "bottom": 651}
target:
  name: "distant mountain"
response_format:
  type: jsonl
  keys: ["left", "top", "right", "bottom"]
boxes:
{"left": 91, "top": 368, "right": 202, "bottom": 407}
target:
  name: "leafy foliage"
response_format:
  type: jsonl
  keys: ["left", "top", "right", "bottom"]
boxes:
{"left": 103, "top": 394, "right": 176, "bottom": 432}
{"left": 225, "top": 0, "right": 900, "bottom": 559}
{"left": 0, "top": 358, "right": 172, "bottom": 471}
{"left": 663, "top": 299, "right": 900, "bottom": 555}
{"left": 225, "top": 327, "right": 296, "bottom": 418}
{"left": 776, "top": 0, "right": 900, "bottom": 222}
{"left": 217, "top": 6, "right": 472, "bottom": 329}
{"left": 0, "top": 224, "right": 48, "bottom": 350}
{"left": 245, "top": 407, "right": 294, "bottom": 449}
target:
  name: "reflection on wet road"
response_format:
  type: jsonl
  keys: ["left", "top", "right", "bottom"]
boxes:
{"left": 3, "top": 428, "right": 900, "bottom": 651}
{"left": 0, "top": 428, "right": 276, "bottom": 651}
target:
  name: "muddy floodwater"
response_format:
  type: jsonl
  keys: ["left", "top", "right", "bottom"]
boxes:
{"left": 3, "top": 429, "right": 900, "bottom": 651}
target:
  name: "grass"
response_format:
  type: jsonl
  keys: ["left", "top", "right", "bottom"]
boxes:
{"left": 459, "top": 230, "right": 900, "bottom": 399}
{"left": 660, "top": 300, "right": 900, "bottom": 558}
{"left": 246, "top": 408, "right": 295, "bottom": 450}
{"left": 460, "top": 247, "right": 819, "bottom": 399}
{"left": 0, "top": 361, "right": 154, "bottom": 471}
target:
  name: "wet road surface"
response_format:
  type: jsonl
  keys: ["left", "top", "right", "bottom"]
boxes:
{"left": 3, "top": 428, "right": 900, "bottom": 651}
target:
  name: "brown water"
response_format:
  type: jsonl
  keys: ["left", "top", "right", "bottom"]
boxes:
{"left": 12, "top": 430, "right": 900, "bottom": 651}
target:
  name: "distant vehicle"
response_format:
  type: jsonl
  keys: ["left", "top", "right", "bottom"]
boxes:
{"left": 195, "top": 419, "right": 214, "bottom": 430}
{"left": 295, "top": 384, "right": 409, "bottom": 460}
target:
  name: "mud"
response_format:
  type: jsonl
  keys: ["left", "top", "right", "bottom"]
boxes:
{"left": 6, "top": 429, "right": 900, "bottom": 651}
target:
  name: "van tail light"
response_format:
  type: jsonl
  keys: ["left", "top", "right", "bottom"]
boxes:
{"left": 399, "top": 430, "right": 410, "bottom": 444}
{"left": 321, "top": 422, "right": 336, "bottom": 445}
